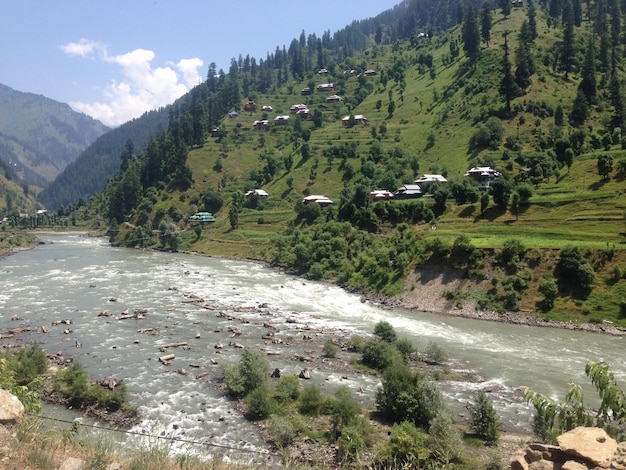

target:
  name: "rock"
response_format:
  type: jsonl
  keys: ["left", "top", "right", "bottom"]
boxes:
{"left": 557, "top": 427, "right": 617, "bottom": 468}
{"left": 561, "top": 461, "right": 589, "bottom": 470}
{"left": 510, "top": 454, "right": 529, "bottom": 470}
{"left": 271, "top": 368, "right": 281, "bottom": 378}
{"left": 299, "top": 368, "right": 311, "bottom": 379}
{"left": 0, "top": 389, "right": 24, "bottom": 424}
{"left": 527, "top": 461, "right": 553, "bottom": 470}
{"left": 59, "top": 457, "right": 86, "bottom": 470}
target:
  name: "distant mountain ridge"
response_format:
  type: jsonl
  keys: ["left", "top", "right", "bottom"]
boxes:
{"left": 0, "top": 83, "right": 110, "bottom": 190}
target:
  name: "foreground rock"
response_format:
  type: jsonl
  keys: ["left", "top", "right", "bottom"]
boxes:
{"left": 511, "top": 427, "right": 625, "bottom": 469}
{"left": 0, "top": 390, "right": 24, "bottom": 424}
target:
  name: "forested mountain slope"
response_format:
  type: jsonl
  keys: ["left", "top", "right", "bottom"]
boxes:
{"left": 0, "top": 83, "right": 109, "bottom": 191}
{"left": 38, "top": 108, "right": 171, "bottom": 211}
{"left": 78, "top": 0, "right": 626, "bottom": 323}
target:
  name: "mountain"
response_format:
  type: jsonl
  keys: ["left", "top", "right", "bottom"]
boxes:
{"left": 0, "top": 84, "right": 110, "bottom": 191}
{"left": 38, "top": 107, "right": 171, "bottom": 211}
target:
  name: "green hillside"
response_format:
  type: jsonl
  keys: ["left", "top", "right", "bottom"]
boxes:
{"left": 77, "top": 2, "right": 626, "bottom": 324}
{"left": 0, "top": 83, "right": 110, "bottom": 191}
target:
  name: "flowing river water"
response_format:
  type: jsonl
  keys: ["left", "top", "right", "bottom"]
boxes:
{"left": 1, "top": 233, "right": 625, "bottom": 463}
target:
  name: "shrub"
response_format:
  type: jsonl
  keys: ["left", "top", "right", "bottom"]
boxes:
{"left": 378, "top": 421, "right": 429, "bottom": 467}
{"left": 361, "top": 338, "right": 400, "bottom": 371}
{"left": 555, "top": 246, "right": 596, "bottom": 297}
{"left": 245, "top": 386, "right": 275, "bottom": 420}
{"left": 268, "top": 415, "right": 300, "bottom": 448}
{"left": 539, "top": 278, "right": 558, "bottom": 311}
{"left": 376, "top": 362, "right": 446, "bottom": 427}
{"left": 374, "top": 320, "right": 397, "bottom": 343}
{"left": 396, "top": 338, "right": 415, "bottom": 362}
{"left": 337, "top": 426, "right": 367, "bottom": 463}
{"left": 8, "top": 344, "right": 47, "bottom": 386}
{"left": 422, "top": 341, "right": 448, "bottom": 364}
{"left": 298, "top": 385, "right": 324, "bottom": 416}
{"left": 223, "top": 347, "right": 270, "bottom": 398}
{"left": 429, "top": 410, "right": 463, "bottom": 464}
{"left": 322, "top": 340, "right": 339, "bottom": 358}
{"left": 469, "top": 390, "right": 501, "bottom": 445}
{"left": 330, "top": 386, "right": 362, "bottom": 438}
{"left": 273, "top": 375, "right": 300, "bottom": 403}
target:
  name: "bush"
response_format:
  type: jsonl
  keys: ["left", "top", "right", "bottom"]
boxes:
{"left": 330, "top": 386, "right": 362, "bottom": 438}
{"left": 8, "top": 344, "right": 47, "bottom": 386}
{"left": 377, "top": 421, "right": 429, "bottom": 467}
{"left": 469, "top": 390, "right": 501, "bottom": 445}
{"left": 245, "top": 386, "right": 275, "bottom": 420}
{"left": 268, "top": 415, "right": 301, "bottom": 448}
{"left": 376, "top": 362, "right": 446, "bottom": 427}
{"left": 322, "top": 340, "right": 339, "bottom": 358}
{"left": 374, "top": 320, "right": 397, "bottom": 343}
{"left": 337, "top": 425, "right": 367, "bottom": 463}
{"left": 273, "top": 375, "right": 300, "bottom": 403}
{"left": 422, "top": 341, "right": 448, "bottom": 364}
{"left": 361, "top": 338, "right": 401, "bottom": 371}
{"left": 429, "top": 410, "right": 463, "bottom": 464}
{"left": 555, "top": 246, "right": 596, "bottom": 297}
{"left": 298, "top": 385, "right": 324, "bottom": 416}
{"left": 539, "top": 278, "right": 558, "bottom": 311}
{"left": 223, "top": 347, "right": 271, "bottom": 398}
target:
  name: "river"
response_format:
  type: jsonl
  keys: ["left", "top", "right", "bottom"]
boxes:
{"left": 1, "top": 233, "right": 624, "bottom": 462}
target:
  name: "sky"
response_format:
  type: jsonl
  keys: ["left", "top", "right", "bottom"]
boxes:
{"left": 0, "top": 0, "right": 399, "bottom": 127}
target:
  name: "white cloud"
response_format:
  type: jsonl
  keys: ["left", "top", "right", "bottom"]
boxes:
{"left": 59, "top": 39, "right": 106, "bottom": 58}
{"left": 62, "top": 41, "right": 203, "bottom": 127}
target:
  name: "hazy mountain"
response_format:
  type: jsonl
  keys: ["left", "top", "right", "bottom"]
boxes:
{"left": 0, "top": 83, "right": 110, "bottom": 191}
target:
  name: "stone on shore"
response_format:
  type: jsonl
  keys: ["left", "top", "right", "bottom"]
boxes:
{"left": 0, "top": 390, "right": 24, "bottom": 424}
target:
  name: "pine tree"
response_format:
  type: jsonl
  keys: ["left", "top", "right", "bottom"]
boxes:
{"left": 500, "top": 0, "right": 511, "bottom": 18}
{"left": 570, "top": 88, "right": 589, "bottom": 126}
{"left": 481, "top": 1, "right": 492, "bottom": 46}
{"left": 462, "top": 4, "right": 481, "bottom": 66}
{"left": 609, "top": 72, "right": 625, "bottom": 131}
{"left": 561, "top": 0, "right": 575, "bottom": 78}
{"left": 527, "top": 0, "right": 539, "bottom": 39}
{"left": 579, "top": 35, "right": 597, "bottom": 102}
{"left": 499, "top": 33, "right": 518, "bottom": 114}
{"left": 515, "top": 21, "right": 536, "bottom": 91}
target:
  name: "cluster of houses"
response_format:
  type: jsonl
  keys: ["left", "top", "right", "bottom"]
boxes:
{"left": 226, "top": 64, "right": 382, "bottom": 131}
{"left": 369, "top": 167, "right": 501, "bottom": 201}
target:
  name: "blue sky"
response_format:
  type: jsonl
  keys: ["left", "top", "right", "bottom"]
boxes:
{"left": 0, "top": 0, "right": 399, "bottom": 126}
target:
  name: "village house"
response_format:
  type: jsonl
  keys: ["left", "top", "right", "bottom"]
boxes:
{"left": 228, "top": 110, "right": 239, "bottom": 119}
{"left": 414, "top": 174, "right": 447, "bottom": 192}
{"left": 301, "top": 87, "right": 311, "bottom": 96}
{"left": 245, "top": 189, "right": 269, "bottom": 198}
{"left": 243, "top": 100, "right": 257, "bottom": 112}
{"left": 274, "top": 115, "right": 290, "bottom": 125}
{"left": 364, "top": 69, "right": 377, "bottom": 76}
{"left": 326, "top": 94, "right": 342, "bottom": 103}
{"left": 317, "top": 68, "right": 330, "bottom": 75}
{"left": 464, "top": 166, "right": 501, "bottom": 189}
{"left": 261, "top": 105, "right": 273, "bottom": 112}
{"left": 394, "top": 184, "right": 423, "bottom": 199}
{"left": 369, "top": 189, "right": 394, "bottom": 201}
{"left": 316, "top": 83, "right": 334, "bottom": 92}
{"left": 290, "top": 103, "right": 309, "bottom": 114}
{"left": 253, "top": 120, "right": 269, "bottom": 130}
{"left": 341, "top": 114, "right": 369, "bottom": 128}
{"left": 302, "top": 195, "right": 333, "bottom": 207}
